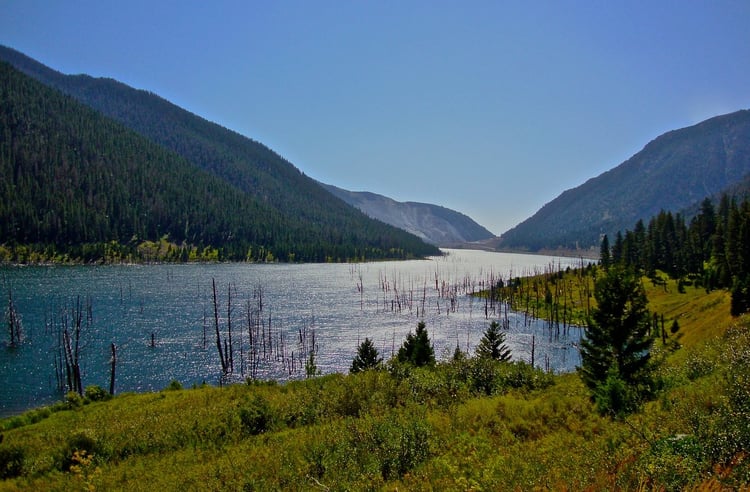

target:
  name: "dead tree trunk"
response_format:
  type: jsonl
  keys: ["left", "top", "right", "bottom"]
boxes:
{"left": 227, "top": 284, "right": 234, "bottom": 373}
{"left": 212, "top": 278, "right": 228, "bottom": 374}
{"left": 6, "top": 286, "right": 23, "bottom": 347}
{"left": 109, "top": 343, "right": 117, "bottom": 395}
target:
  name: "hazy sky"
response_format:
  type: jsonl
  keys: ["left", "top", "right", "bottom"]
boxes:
{"left": 2, "top": 1, "right": 749, "bottom": 235}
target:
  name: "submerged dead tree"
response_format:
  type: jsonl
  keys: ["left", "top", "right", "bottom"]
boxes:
{"left": 109, "top": 343, "right": 117, "bottom": 395}
{"left": 212, "top": 278, "right": 231, "bottom": 375}
{"left": 55, "top": 296, "right": 91, "bottom": 396}
{"left": 5, "top": 284, "right": 23, "bottom": 347}
{"left": 207, "top": 280, "right": 323, "bottom": 380}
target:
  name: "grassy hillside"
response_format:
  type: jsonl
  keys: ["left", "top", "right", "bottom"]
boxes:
{"left": 487, "top": 265, "right": 734, "bottom": 349}
{"left": 1, "top": 267, "right": 748, "bottom": 490}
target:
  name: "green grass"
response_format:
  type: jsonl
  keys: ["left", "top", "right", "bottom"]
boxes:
{"left": 1, "top": 274, "right": 749, "bottom": 490}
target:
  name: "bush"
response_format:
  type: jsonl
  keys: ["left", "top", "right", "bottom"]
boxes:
{"left": 84, "top": 385, "right": 111, "bottom": 402}
{"left": 346, "top": 410, "right": 432, "bottom": 481}
{"left": 638, "top": 435, "right": 704, "bottom": 490}
{"left": 65, "top": 391, "right": 84, "bottom": 409}
{"left": 498, "top": 361, "right": 554, "bottom": 391}
{"left": 684, "top": 351, "right": 715, "bottom": 381}
{"left": 468, "top": 357, "right": 500, "bottom": 395}
{"left": 0, "top": 444, "right": 25, "bottom": 478}
{"left": 593, "top": 368, "right": 638, "bottom": 418}
{"left": 58, "top": 431, "right": 105, "bottom": 471}
{"left": 239, "top": 395, "right": 274, "bottom": 435}
{"left": 166, "top": 380, "right": 183, "bottom": 391}
{"left": 406, "top": 367, "right": 468, "bottom": 408}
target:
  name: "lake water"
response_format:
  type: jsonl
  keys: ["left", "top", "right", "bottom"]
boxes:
{"left": 0, "top": 249, "right": 589, "bottom": 417}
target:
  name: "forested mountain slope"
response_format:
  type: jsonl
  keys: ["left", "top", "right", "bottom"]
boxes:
{"left": 0, "top": 61, "right": 436, "bottom": 262}
{"left": 320, "top": 183, "right": 495, "bottom": 246}
{"left": 0, "top": 46, "right": 438, "bottom": 261}
{"left": 498, "top": 109, "right": 750, "bottom": 252}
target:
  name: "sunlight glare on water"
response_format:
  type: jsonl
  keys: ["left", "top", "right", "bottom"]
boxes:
{"left": 0, "top": 249, "right": 590, "bottom": 416}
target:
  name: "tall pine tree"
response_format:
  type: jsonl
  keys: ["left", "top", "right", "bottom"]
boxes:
{"left": 579, "top": 267, "right": 655, "bottom": 416}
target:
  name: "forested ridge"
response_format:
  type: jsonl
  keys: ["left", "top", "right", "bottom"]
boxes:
{"left": 0, "top": 61, "right": 438, "bottom": 262}
{"left": 602, "top": 194, "right": 750, "bottom": 315}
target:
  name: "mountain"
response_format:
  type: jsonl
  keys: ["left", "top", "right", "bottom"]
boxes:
{"left": 319, "top": 183, "right": 495, "bottom": 246}
{"left": 498, "top": 110, "right": 750, "bottom": 252}
{"left": 0, "top": 61, "right": 273, "bottom": 261}
{"left": 0, "top": 46, "right": 439, "bottom": 261}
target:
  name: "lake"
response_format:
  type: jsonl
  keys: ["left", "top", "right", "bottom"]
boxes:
{"left": 0, "top": 249, "right": 589, "bottom": 417}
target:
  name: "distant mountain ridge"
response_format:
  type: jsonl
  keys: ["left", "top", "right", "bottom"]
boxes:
{"left": 499, "top": 109, "right": 750, "bottom": 252}
{"left": 0, "top": 45, "right": 439, "bottom": 261}
{"left": 319, "top": 183, "right": 495, "bottom": 247}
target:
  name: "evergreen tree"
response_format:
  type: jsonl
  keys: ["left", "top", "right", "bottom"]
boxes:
{"left": 452, "top": 343, "right": 466, "bottom": 362}
{"left": 350, "top": 337, "right": 382, "bottom": 373}
{"left": 397, "top": 321, "right": 435, "bottom": 367}
{"left": 632, "top": 219, "right": 647, "bottom": 271}
{"left": 730, "top": 277, "right": 750, "bottom": 317}
{"left": 579, "top": 267, "right": 655, "bottom": 416}
{"left": 475, "top": 320, "right": 512, "bottom": 362}
{"left": 611, "top": 231, "right": 624, "bottom": 265}
{"left": 599, "top": 234, "right": 610, "bottom": 270}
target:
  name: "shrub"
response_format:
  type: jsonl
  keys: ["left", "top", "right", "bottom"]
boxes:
{"left": 684, "top": 351, "right": 715, "bottom": 381}
{"left": 498, "top": 361, "right": 554, "bottom": 391}
{"left": 0, "top": 444, "right": 25, "bottom": 478}
{"left": 239, "top": 395, "right": 274, "bottom": 435}
{"left": 166, "top": 380, "right": 183, "bottom": 391}
{"left": 84, "top": 385, "right": 111, "bottom": 402}
{"left": 592, "top": 367, "right": 638, "bottom": 418}
{"left": 58, "top": 431, "right": 104, "bottom": 471}
{"left": 406, "top": 367, "right": 468, "bottom": 408}
{"left": 65, "top": 391, "right": 84, "bottom": 409}
{"left": 346, "top": 410, "right": 433, "bottom": 481}
{"left": 638, "top": 435, "right": 704, "bottom": 490}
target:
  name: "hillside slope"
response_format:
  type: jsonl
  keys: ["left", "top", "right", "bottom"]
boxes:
{"left": 499, "top": 110, "right": 750, "bottom": 251}
{"left": 0, "top": 45, "right": 439, "bottom": 261}
{"left": 0, "top": 61, "right": 278, "bottom": 260}
{"left": 320, "top": 183, "right": 495, "bottom": 246}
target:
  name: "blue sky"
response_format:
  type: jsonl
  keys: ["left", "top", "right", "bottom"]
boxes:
{"left": 2, "top": 1, "right": 749, "bottom": 235}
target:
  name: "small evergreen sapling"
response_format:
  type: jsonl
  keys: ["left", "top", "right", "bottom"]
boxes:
{"left": 350, "top": 337, "right": 383, "bottom": 373}
{"left": 475, "top": 320, "right": 512, "bottom": 362}
{"left": 397, "top": 321, "right": 435, "bottom": 367}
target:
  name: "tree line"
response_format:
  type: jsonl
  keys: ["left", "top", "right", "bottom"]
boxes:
{"left": 600, "top": 195, "right": 750, "bottom": 315}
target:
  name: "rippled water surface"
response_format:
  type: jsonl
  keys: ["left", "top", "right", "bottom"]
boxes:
{"left": 0, "top": 249, "right": 589, "bottom": 416}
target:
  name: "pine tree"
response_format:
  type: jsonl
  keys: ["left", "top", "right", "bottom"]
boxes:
{"left": 599, "top": 234, "right": 610, "bottom": 270}
{"left": 611, "top": 231, "right": 624, "bottom": 265}
{"left": 397, "top": 321, "right": 435, "bottom": 367}
{"left": 350, "top": 337, "right": 382, "bottom": 373}
{"left": 579, "top": 267, "right": 655, "bottom": 416}
{"left": 475, "top": 320, "right": 512, "bottom": 362}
